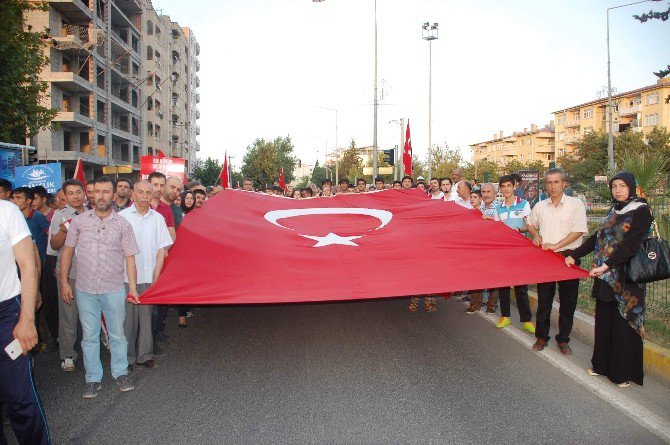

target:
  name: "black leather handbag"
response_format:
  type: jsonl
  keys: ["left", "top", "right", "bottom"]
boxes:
{"left": 626, "top": 219, "right": 670, "bottom": 284}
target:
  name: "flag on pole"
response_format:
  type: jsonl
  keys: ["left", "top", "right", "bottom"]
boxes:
{"left": 403, "top": 119, "right": 412, "bottom": 176}
{"left": 73, "top": 158, "right": 86, "bottom": 187}
{"left": 156, "top": 149, "right": 166, "bottom": 158}
{"left": 279, "top": 167, "right": 286, "bottom": 190}
{"left": 219, "top": 153, "right": 230, "bottom": 188}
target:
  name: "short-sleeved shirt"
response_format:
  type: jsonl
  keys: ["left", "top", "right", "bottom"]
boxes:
{"left": 65, "top": 209, "right": 139, "bottom": 294}
{"left": 25, "top": 209, "right": 50, "bottom": 263}
{"left": 49, "top": 205, "right": 82, "bottom": 277}
{"left": 112, "top": 198, "right": 133, "bottom": 213}
{"left": 481, "top": 201, "right": 499, "bottom": 219}
{"left": 0, "top": 201, "right": 32, "bottom": 302}
{"left": 495, "top": 197, "right": 531, "bottom": 230}
{"left": 152, "top": 200, "right": 175, "bottom": 228}
{"left": 119, "top": 205, "right": 173, "bottom": 284}
{"left": 528, "top": 194, "right": 588, "bottom": 252}
{"left": 171, "top": 203, "right": 183, "bottom": 229}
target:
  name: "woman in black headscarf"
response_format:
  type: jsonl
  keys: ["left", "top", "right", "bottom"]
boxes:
{"left": 566, "top": 171, "right": 652, "bottom": 387}
{"left": 180, "top": 190, "right": 196, "bottom": 215}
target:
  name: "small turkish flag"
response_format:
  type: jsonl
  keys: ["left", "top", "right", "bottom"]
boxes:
{"left": 156, "top": 149, "right": 166, "bottom": 158}
{"left": 219, "top": 153, "right": 229, "bottom": 188}
{"left": 403, "top": 119, "right": 412, "bottom": 176}
{"left": 279, "top": 167, "right": 286, "bottom": 190}
{"left": 73, "top": 158, "right": 86, "bottom": 187}
{"left": 140, "top": 189, "right": 588, "bottom": 305}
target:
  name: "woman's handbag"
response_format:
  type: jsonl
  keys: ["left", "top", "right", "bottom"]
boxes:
{"left": 626, "top": 218, "right": 670, "bottom": 284}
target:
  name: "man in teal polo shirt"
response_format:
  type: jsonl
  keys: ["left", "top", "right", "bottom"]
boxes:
{"left": 491, "top": 175, "right": 535, "bottom": 333}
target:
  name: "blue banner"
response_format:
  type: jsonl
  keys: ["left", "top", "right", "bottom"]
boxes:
{"left": 14, "top": 162, "right": 62, "bottom": 194}
{"left": 0, "top": 149, "right": 23, "bottom": 183}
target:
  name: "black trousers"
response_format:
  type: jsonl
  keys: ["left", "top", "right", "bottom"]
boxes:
{"left": 536, "top": 279, "right": 580, "bottom": 343}
{"left": 39, "top": 255, "right": 59, "bottom": 342}
{"left": 592, "top": 299, "right": 644, "bottom": 386}
{"left": 498, "top": 285, "right": 532, "bottom": 322}
{"left": 0, "top": 298, "right": 50, "bottom": 445}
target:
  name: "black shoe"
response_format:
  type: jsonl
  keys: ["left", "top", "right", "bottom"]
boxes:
{"left": 127, "top": 364, "right": 135, "bottom": 373}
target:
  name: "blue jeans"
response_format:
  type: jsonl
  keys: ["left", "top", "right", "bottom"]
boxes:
{"left": 75, "top": 288, "right": 128, "bottom": 383}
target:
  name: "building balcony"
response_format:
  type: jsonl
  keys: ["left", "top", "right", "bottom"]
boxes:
{"left": 534, "top": 144, "right": 555, "bottom": 153}
{"left": 195, "top": 60, "right": 200, "bottom": 72}
{"left": 44, "top": 71, "right": 93, "bottom": 93}
{"left": 566, "top": 120, "right": 581, "bottom": 128}
{"left": 196, "top": 125, "right": 200, "bottom": 135}
{"left": 195, "top": 93, "right": 200, "bottom": 103}
{"left": 47, "top": 0, "right": 92, "bottom": 21}
{"left": 565, "top": 136, "right": 580, "bottom": 145}
{"left": 52, "top": 111, "right": 94, "bottom": 128}
{"left": 618, "top": 104, "right": 640, "bottom": 116}
{"left": 195, "top": 75, "right": 200, "bottom": 87}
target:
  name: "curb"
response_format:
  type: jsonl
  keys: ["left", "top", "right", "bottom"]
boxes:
{"left": 510, "top": 290, "right": 670, "bottom": 387}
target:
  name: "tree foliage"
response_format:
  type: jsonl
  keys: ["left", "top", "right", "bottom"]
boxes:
{"left": 0, "top": 0, "right": 57, "bottom": 143}
{"left": 191, "top": 157, "right": 223, "bottom": 186}
{"left": 337, "top": 138, "right": 362, "bottom": 181}
{"left": 240, "top": 136, "right": 297, "bottom": 189}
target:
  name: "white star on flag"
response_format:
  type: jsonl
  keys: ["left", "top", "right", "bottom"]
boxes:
{"left": 300, "top": 232, "right": 363, "bottom": 247}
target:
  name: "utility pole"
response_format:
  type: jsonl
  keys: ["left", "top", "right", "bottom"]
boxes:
{"left": 422, "top": 22, "right": 438, "bottom": 181}
{"left": 372, "top": 0, "right": 379, "bottom": 179}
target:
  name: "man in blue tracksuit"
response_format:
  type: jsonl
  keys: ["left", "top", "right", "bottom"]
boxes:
{"left": 0, "top": 200, "right": 50, "bottom": 444}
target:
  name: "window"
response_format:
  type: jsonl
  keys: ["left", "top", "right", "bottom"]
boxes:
{"left": 147, "top": 97, "right": 153, "bottom": 110}
{"left": 146, "top": 46, "right": 153, "bottom": 61}
{"left": 147, "top": 74, "right": 153, "bottom": 86}
{"left": 558, "top": 116, "right": 565, "bottom": 125}
{"left": 645, "top": 113, "right": 659, "bottom": 126}
{"left": 647, "top": 92, "right": 659, "bottom": 105}
{"left": 583, "top": 108, "right": 593, "bottom": 119}
{"left": 558, "top": 148, "right": 566, "bottom": 157}
{"left": 147, "top": 121, "right": 154, "bottom": 136}
{"left": 558, "top": 132, "right": 565, "bottom": 141}
{"left": 147, "top": 20, "right": 153, "bottom": 35}
{"left": 155, "top": 26, "right": 161, "bottom": 37}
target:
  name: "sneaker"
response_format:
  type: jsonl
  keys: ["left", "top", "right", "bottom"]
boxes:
{"left": 186, "top": 311, "right": 193, "bottom": 318}
{"left": 83, "top": 382, "right": 101, "bottom": 399}
{"left": 557, "top": 342, "right": 572, "bottom": 355}
{"left": 522, "top": 322, "right": 536, "bottom": 334}
{"left": 115, "top": 374, "right": 134, "bottom": 392}
{"left": 587, "top": 368, "right": 600, "bottom": 376}
{"left": 408, "top": 299, "right": 419, "bottom": 312}
{"left": 532, "top": 339, "right": 547, "bottom": 351}
{"left": 465, "top": 305, "right": 478, "bottom": 314}
{"left": 486, "top": 307, "right": 496, "bottom": 315}
{"left": 61, "top": 357, "right": 75, "bottom": 372}
{"left": 617, "top": 381, "right": 631, "bottom": 388}
{"left": 495, "top": 317, "right": 511, "bottom": 329}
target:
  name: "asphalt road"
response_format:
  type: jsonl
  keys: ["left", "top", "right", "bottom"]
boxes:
{"left": 11, "top": 298, "right": 670, "bottom": 444}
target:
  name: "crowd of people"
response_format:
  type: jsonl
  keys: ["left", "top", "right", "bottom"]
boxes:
{"left": 0, "top": 165, "right": 652, "bottom": 444}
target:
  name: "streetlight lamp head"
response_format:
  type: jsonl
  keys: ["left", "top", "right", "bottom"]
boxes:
{"left": 422, "top": 22, "right": 429, "bottom": 30}
{"left": 432, "top": 23, "right": 438, "bottom": 29}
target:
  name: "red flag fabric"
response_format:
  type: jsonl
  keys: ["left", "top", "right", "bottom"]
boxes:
{"left": 279, "top": 167, "right": 286, "bottom": 190}
{"left": 73, "top": 158, "right": 86, "bottom": 187}
{"left": 140, "top": 189, "right": 588, "bottom": 305}
{"left": 219, "top": 154, "right": 229, "bottom": 188}
{"left": 403, "top": 119, "right": 412, "bottom": 176}
{"left": 156, "top": 149, "right": 166, "bottom": 158}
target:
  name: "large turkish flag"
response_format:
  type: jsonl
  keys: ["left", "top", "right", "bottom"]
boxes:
{"left": 140, "top": 189, "right": 588, "bottom": 305}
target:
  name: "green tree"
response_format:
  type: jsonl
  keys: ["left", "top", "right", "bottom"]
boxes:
{"left": 645, "top": 126, "right": 670, "bottom": 159}
{"left": 192, "top": 157, "right": 223, "bottom": 186}
{"left": 559, "top": 132, "right": 609, "bottom": 185}
{"left": 241, "top": 136, "right": 297, "bottom": 188}
{"left": 337, "top": 138, "right": 362, "bottom": 181}
{"left": 0, "top": 0, "right": 57, "bottom": 142}
{"left": 310, "top": 159, "right": 328, "bottom": 187}
{"left": 430, "top": 145, "right": 463, "bottom": 179}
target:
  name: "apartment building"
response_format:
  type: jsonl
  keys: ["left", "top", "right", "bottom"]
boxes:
{"left": 553, "top": 77, "right": 670, "bottom": 157}
{"left": 25, "top": 0, "right": 200, "bottom": 178}
{"left": 470, "top": 123, "right": 556, "bottom": 168}
{"left": 26, "top": 0, "right": 143, "bottom": 179}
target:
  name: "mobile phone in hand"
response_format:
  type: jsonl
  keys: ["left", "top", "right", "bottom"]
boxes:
{"left": 5, "top": 338, "right": 22, "bottom": 360}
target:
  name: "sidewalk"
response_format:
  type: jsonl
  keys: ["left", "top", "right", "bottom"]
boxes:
{"left": 465, "top": 296, "right": 670, "bottom": 441}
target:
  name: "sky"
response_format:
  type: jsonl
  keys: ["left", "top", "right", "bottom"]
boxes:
{"left": 152, "top": 0, "right": 669, "bottom": 171}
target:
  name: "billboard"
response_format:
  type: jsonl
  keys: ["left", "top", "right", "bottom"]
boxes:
{"left": 140, "top": 156, "right": 187, "bottom": 183}
{"left": 518, "top": 170, "right": 540, "bottom": 208}
{"left": 0, "top": 149, "right": 23, "bottom": 183}
{"left": 14, "top": 162, "right": 62, "bottom": 193}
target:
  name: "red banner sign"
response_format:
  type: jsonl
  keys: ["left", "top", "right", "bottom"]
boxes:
{"left": 140, "top": 156, "right": 187, "bottom": 183}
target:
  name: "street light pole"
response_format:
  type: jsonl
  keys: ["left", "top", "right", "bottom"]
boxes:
{"left": 389, "top": 118, "right": 404, "bottom": 180}
{"left": 372, "top": 0, "right": 379, "bottom": 179}
{"left": 422, "top": 22, "right": 438, "bottom": 180}
{"left": 607, "top": 0, "right": 658, "bottom": 172}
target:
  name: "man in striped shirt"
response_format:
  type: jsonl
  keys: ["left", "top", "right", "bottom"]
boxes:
{"left": 490, "top": 175, "right": 535, "bottom": 334}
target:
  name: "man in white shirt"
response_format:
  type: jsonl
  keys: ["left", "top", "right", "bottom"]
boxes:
{"left": 450, "top": 169, "right": 462, "bottom": 200}
{"left": 119, "top": 181, "right": 173, "bottom": 370}
{"left": 527, "top": 168, "right": 588, "bottom": 354}
{"left": 428, "top": 178, "right": 444, "bottom": 200}
{"left": 0, "top": 200, "right": 50, "bottom": 444}
{"left": 453, "top": 180, "right": 474, "bottom": 209}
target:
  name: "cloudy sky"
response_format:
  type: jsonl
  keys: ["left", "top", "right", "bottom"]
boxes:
{"left": 153, "top": 0, "right": 669, "bottom": 170}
